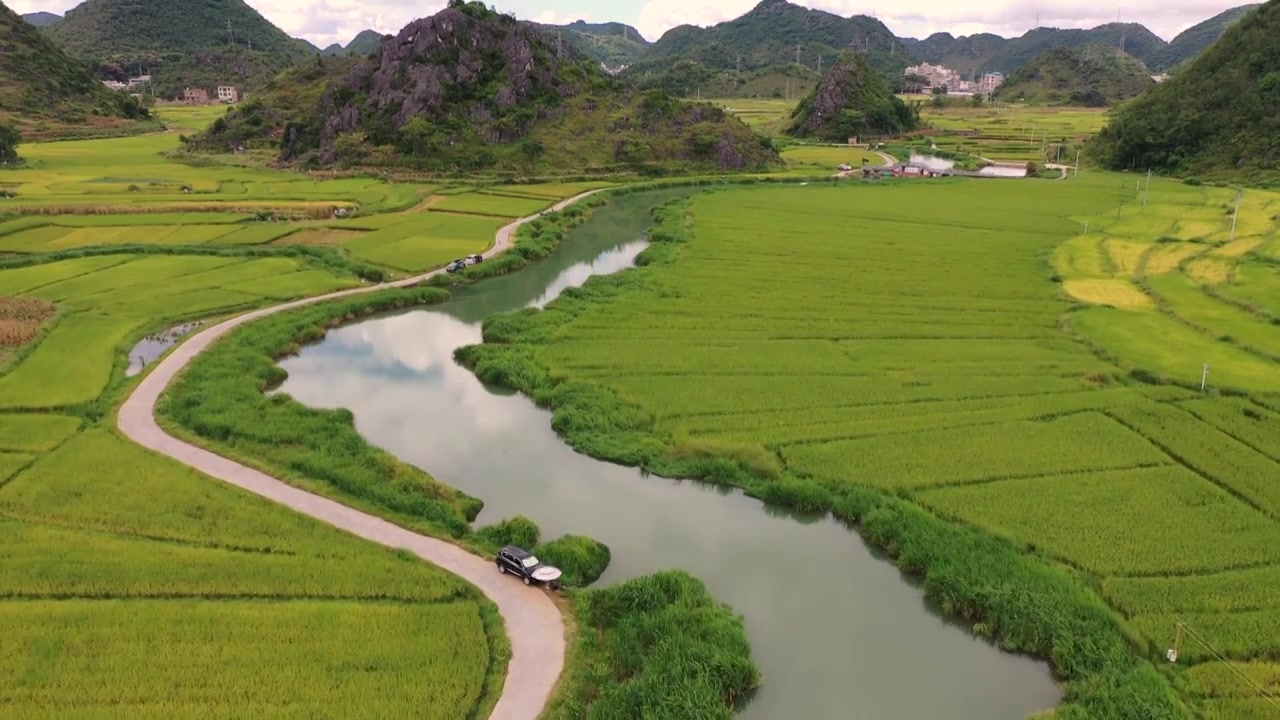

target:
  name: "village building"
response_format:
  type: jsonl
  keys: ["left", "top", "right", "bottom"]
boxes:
{"left": 217, "top": 86, "right": 239, "bottom": 104}
{"left": 978, "top": 72, "right": 1005, "bottom": 94}
{"left": 127, "top": 74, "right": 151, "bottom": 88}
{"left": 102, "top": 80, "right": 128, "bottom": 92}
{"left": 183, "top": 87, "right": 210, "bottom": 104}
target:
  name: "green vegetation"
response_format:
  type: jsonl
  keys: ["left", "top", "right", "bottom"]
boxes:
{"left": 458, "top": 180, "right": 1280, "bottom": 718}
{"left": 1091, "top": 0, "right": 1280, "bottom": 181}
{"left": 787, "top": 53, "right": 918, "bottom": 141}
{"left": 546, "top": 571, "right": 759, "bottom": 719}
{"left": 541, "top": 20, "right": 650, "bottom": 70}
{"left": 0, "top": 0, "right": 148, "bottom": 138}
{"left": 1147, "top": 4, "right": 1261, "bottom": 71}
{"left": 994, "top": 46, "right": 1154, "bottom": 106}
{"left": 45, "top": 0, "right": 312, "bottom": 98}
{"left": 193, "top": 4, "right": 777, "bottom": 176}
{"left": 627, "top": 0, "right": 908, "bottom": 86}
{"left": 905, "top": 22, "right": 1167, "bottom": 76}
{"left": 915, "top": 104, "right": 1108, "bottom": 163}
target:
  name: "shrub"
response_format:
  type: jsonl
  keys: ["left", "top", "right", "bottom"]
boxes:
{"left": 534, "top": 535, "right": 610, "bottom": 587}
{"left": 546, "top": 571, "right": 759, "bottom": 719}
{"left": 473, "top": 515, "right": 540, "bottom": 550}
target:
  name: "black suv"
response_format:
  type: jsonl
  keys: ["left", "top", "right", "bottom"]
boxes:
{"left": 495, "top": 545, "right": 562, "bottom": 588}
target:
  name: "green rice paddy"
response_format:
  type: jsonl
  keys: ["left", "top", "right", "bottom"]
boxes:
{"left": 0, "top": 106, "right": 614, "bottom": 716}
{"left": 463, "top": 176, "right": 1280, "bottom": 719}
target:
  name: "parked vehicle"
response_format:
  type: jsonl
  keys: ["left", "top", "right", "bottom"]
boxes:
{"left": 495, "top": 545, "right": 562, "bottom": 589}
{"left": 465, "top": 254, "right": 484, "bottom": 265}
{"left": 445, "top": 259, "right": 467, "bottom": 273}
{"left": 837, "top": 164, "right": 853, "bottom": 172}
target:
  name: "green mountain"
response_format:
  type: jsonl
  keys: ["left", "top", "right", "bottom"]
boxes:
{"left": 631, "top": 0, "right": 914, "bottom": 86}
{"left": 1091, "top": 0, "right": 1280, "bottom": 179}
{"left": 983, "top": 23, "right": 1166, "bottom": 74}
{"left": 0, "top": 0, "right": 147, "bottom": 133}
{"left": 900, "top": 32, "right": 1006, "bottom": 76}
{"left": 787, "top": 52, "right": 918, "bottom": 142}
{"left": 322, "top": 30, "right": 384, "bottom": 57}
{"left": 194, "top": 3, "right": 777, "bottom": 175}
{"left": 1147, "top": 4, "right": 1261, "bottom": 71}
{"left": 540, "top": 20, "right": 650, "bottom": 71}
{"left": 994, "top": 45, "right": 1154, "bottom": 106}
{"left": 21, "top": 11, "right": 61, "bottom": 26}
{"left": 46, "top": 0, "right": 312, "bottom": 98}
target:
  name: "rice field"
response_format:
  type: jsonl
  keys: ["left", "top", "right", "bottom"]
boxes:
{"left": 916, "top": 105, "right": 1109, "bottom": 162}
{"left": 467, "top": 177, "right": 1280, "bottom": 718}
{"left": 0, "top": 107, "right": 647, "bottom": 717}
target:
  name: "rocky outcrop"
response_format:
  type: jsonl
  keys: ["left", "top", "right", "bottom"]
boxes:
{"left": 788, "top": 52, "right": 918, "bottom": 142}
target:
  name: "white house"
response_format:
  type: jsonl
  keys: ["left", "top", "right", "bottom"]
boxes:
{"left": 217, "top": 86, "right": 239, "bottom": 103}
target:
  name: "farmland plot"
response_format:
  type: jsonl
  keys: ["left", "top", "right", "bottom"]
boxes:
{"left": 462, "top": 179, "right": 1280, "bottom": 715}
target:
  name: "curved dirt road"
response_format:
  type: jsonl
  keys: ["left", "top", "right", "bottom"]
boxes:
{"left": 118, "top": 191, "right": 601, "bottom": 720}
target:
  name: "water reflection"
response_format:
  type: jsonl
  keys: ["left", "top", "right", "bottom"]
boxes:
{"left": 126, "top": 321, "right": 203, "bottom": 377}
{"left": 278, "top": 191, "right": 1060, "bottom": 719}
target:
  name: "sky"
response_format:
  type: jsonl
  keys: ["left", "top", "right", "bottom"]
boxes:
{"left": 9, "top": 0, "right": 1251, "bottom": 48}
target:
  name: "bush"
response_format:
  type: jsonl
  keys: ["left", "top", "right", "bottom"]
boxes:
{"left": 545, "top": 571, "right": 759, "bottom": 719}
{"left": 534, "top": 535, "right": 610, "bottom": 587}
{"left": 473, "top": 515, "right": 541, "bottom": 550}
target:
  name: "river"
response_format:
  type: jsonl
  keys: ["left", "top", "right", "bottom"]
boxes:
{"left": 276, "top": 189, "right": 1061, "bottom": 719}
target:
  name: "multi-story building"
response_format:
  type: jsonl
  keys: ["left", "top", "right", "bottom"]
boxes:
{"left": 217, "top": 86, "right": 239, "bottom": 104}
{"left": 978, "top": 72, "right": 1005, "bottom": 94}
{"left": 183, "top": 87, "right": 211, "bottom": 104}
{"left": 904, "top": 62, "right": 961, "bottom": 92}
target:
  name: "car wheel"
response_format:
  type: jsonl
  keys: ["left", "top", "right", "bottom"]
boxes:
{"left": 498, "top": 564, "right": 505, "bottom": 574}
{"left": 523, "top": 576, "right": 531, "bottom": 586}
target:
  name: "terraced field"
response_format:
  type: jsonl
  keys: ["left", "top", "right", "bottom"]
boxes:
{"left": 465, "top": 177, "right": 1280, "bottom": 718}
{"left": 917, "top": 105, "right": 1109, "bottom": 162}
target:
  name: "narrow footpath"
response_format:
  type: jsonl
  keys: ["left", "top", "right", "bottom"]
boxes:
{"left": 117, "top": 190, "right": 601, "bottom": 720}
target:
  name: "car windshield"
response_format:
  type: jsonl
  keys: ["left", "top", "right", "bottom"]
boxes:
{"left": 520, "top": 556, "right": 540, "bottom": 569}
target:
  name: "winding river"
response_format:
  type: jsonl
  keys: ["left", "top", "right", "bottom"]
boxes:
{"left": 276, "top": 190, "right": 1061, "bottom": 719}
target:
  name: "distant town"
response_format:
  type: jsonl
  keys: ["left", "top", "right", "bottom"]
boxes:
{"left": 902, "top": 63, "right": 1005, "bottom": 96}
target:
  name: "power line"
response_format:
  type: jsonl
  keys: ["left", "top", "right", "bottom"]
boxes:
{"left": 1174, "top": 622, "right": 1280, "bottom": 708}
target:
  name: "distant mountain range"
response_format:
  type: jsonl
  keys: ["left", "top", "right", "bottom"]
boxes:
{"left": 994, "top": 45, "right": 1155, "bottom": 106}
{"left": 321, "top": 30, "right": 384, "bottom": 57}
{"left": 18, "top": 0, "right": 1256, "bottom": 101}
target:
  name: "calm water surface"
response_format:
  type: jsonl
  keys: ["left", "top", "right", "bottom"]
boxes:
{"left": 278, "top": 190, "right": 1060, "bottom": 719}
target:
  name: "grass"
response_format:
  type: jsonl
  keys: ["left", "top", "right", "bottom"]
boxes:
{"left": 544, "top": 571, "right": 759, "bottom": 719}
{"left": 779, "top": 145, "right": 884, "bottom": 171}
{"left": 457, "top": 179, "right": 1279, "bottom": 718}
{"left": 0, "top": 413, "right": 81, "bottom": 452}
{"left": 0, "top": 314, "right": 139, "bottom": 409}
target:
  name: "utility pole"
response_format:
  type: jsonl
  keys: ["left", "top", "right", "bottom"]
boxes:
{"left": 1142, "top": 168, "right": 1151, "bottom": 210}
{"left": 796, "top": 44, "right": 801, "bottom": 65}
{"left": 1167, "top": 622, "right": 1184, "bottom": 663}
{"left": 1230, "top": 191, "right": 1242, "bottom": 240}
{"left": 817, "top": 55, "right": 822, "bottom": 75}
{"left": 557, "top": 31, "right": 563, "bottom": 59}
{"left": 1200, "top": 363, "right": 1210, "bottom": 392}
{"left": 227, "top": 20, "right": 234, "bottom": 47}
{"left": 1075, "top": 148, "right": 1081, "bottom": 176}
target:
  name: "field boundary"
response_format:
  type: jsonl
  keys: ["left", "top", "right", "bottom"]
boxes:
{"left": 116, "top": 190, "right": 602, "bottom": 720}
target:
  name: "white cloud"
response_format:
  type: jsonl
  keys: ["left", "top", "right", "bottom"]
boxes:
{"left": 531, "top": 9, "right": 587, "bottom": 24}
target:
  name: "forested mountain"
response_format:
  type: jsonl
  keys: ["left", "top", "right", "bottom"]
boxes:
{"left": 787, "top": 52, "right": 917, "bottom": 142}
{"left": 630, "top": 0, "right": 914, "bottom": 85}
{"left": 194, "top": 3, "right": 776, "bottom": 175}
{"left": 540, "top": 20, "right": 650, "bottom": 71}
{"left": 982, "top": 23, "right": 1165, "bottom": 74}
{"left": 45, "top": 0, "right": 312, "bottom": 97}
{"left": 20, "top": 10, "right": 60, "bottom": 26}
{"left": 322, "top": 30, "right": 384, "bottom": 57}
{"left": 0, "top": 1, "right": 146, "bottom": 130}
{"left": 899, "top": 32, "right": 1005, "bottom": 75}
{"left": 1091, "top": 0, "right": 1280, "bottom": 179}
{"left": 1147, "top": 4, "right": 1260, "bottom": 71}
{"left": 995, "top": 46, "right": 1154, "bottom": 106}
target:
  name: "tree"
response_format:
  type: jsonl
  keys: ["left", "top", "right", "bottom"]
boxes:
{"left": 0, "top": 122, "right": 21, "bottom": 165}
